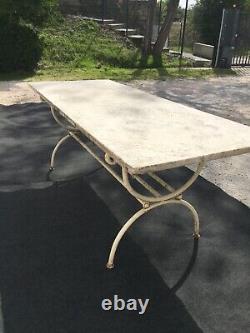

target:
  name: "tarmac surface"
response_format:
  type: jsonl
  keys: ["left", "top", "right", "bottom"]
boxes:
{"left": 0, "top": 75, "right": 250, "bottom": 333}
{"left": 1, "top": 76, "right": 249, "bottom": 206}
{"left": 128, "top": 76, "right": 250, "bottom": 207}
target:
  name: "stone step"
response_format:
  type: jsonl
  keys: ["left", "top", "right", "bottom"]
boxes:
{"left": 100, "top": 19, "right": 115, "bottom": 24}
{"left": 182, "top": 52, "right": 212, "bottom": 67}
{"left": 129, "top": 34, "right": 144, "bottom": 46}
{"left": 108, "top": 23, "right": 125, "bottom": 29}
{"left": 81, "top": 17, "right": 115, "bottom": 24}
{"left": 169, "top": 50, "right": 181, "bottom": 56}
{"left": 115, "top": 28, "right": 137, "bottom": 36}
{"left": 128, "top": 34, "right": 144, "bottom": 40}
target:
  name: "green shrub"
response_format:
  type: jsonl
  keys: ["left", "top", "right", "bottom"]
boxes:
{"left": 0, "top": 0, "right": 58, "bottom": 26}
{"left": 0, "top": 18, "right": 41, "bottom": 72}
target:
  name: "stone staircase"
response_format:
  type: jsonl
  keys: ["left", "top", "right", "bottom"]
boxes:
{"left": 107, "top": 21, "right": 144, "bottom": 47}
{"left": 81, "top": 16, "right": 144, "bottom": 47}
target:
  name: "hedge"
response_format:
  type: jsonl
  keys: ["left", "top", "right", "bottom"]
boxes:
{"left": 0, "top": 18, "right": 41, "bottom": 72}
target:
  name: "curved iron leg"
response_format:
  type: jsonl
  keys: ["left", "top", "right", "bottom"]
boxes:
{"left": 106, "top": 199, "right": 200, "bottom": 269}
{"left": 106, "top": 207, "right": 147, "bottom": 269}
{"left": 122, "top": 158, "right": 205, "bottom": 203}
{"left": 50, "top": 106, "right": 76, "bottom": 132}
{"left": 179, "top": 199, "right": 200, "bottom": 239}
{"left": 49, "top": 134, "right": 71, "bottom": 171}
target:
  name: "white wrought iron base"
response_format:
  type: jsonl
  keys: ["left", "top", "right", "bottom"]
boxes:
{"left": 48, "top": 106, "right": 205, "bottom": 269}
{"left": 106, "top": 199, "right": 200, "bottom": 269}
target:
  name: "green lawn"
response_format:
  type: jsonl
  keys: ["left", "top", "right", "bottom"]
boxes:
{"left": 0, "top": 16, "right": 235, "bottom": 81}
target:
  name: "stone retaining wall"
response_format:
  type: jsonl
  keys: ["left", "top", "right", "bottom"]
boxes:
{"left": 193, "top": 43, "right": 214, "bottom": 60}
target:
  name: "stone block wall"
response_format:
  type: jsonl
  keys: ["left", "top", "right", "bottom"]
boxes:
{"left": 193, "top": 43, "right": 215, "bottom": 60}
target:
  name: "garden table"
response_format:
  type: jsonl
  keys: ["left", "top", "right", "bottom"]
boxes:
{"left": 30, "top": 80, "right": 250, "bottom": 269}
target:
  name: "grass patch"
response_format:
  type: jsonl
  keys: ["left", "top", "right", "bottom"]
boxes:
{"left": 39, "top": 17, "right": 142, "bottom": 70}
{"left": 0, "top": 16, "right": 237, "bottom": 81}
{"left": 0, "top": 67, "right": 235, "bottom": 82}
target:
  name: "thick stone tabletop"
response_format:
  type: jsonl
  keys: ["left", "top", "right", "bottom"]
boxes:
{"left": 30, "top": 80, "right": 250, "bottom": 174}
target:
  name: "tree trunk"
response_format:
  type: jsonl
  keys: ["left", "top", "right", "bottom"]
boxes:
{"left": 143, "top": 0, "right": 157, "bottom": 55}
{"left": 153, "top": 0, "right": 180, "bottom": 56}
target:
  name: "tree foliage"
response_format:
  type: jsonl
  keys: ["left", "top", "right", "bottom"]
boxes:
{"left": 0, "top": 18, "right": 42, "bottom": 72}
{"left": 0, "top": 0, "right": 57, "bottom": 25}
{"left": 0, "top": 0, "right": 58, "bottom": 72}
{"left": 193, "top": 0, "right": 250, "bottom": 46}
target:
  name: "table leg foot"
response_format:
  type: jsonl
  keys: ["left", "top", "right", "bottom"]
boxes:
{"left": 106, "top": 262, "right": 114, "bottom": 269}
{"left": 193, "top": 233, "right": 201, "bottom": 240}
{"left": 46, "top": 168, "right": 54, "bottom": 181}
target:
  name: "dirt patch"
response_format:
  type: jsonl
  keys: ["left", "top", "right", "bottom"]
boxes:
{"left": 0, "top": 81, "right": 40, "bottom": 105}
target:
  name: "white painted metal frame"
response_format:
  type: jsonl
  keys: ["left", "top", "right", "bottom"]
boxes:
{"left": 49, "top": 105, "right": 205, "bottom": 269}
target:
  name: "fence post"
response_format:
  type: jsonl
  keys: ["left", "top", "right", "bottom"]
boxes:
{"left": 215, "top": 8, "right": 240, "bottom": 68}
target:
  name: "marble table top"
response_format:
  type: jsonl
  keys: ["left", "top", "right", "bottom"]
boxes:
{"left": 30, "top": 80, "right": 250, "bottom": 174}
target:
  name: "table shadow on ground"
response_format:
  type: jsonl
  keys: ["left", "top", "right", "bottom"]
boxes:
{"left": 0, "top": 179, "right": 202, "bottom": 333}
{"left": 0, "top": 103, "right": 100, "bottom": 184}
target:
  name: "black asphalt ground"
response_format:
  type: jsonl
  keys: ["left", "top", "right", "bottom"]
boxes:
{"left": 0, "top": 102, "right": 250, "bottom": 333}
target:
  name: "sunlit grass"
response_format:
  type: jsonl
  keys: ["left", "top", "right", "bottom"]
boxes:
{"left": 0, "top": 16, "right": 236, "bottom": 82}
